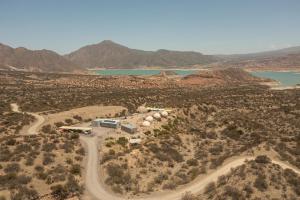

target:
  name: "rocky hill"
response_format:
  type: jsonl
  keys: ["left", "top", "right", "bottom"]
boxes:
{"left": 0, "top": 43, "right": 81, "bottom": 72}
{"left": 64, "top": 40, "right": 218, "bottom": 68}
{"left": 181, "top": 68, "right": 264, "bottom": 86}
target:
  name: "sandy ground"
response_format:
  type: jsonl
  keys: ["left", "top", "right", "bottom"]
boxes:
{"left": 41, "top": 105, "right": 126, "bottom": 127}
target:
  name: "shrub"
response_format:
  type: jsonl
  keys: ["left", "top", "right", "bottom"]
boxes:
{"left": 51, "top": 184, "right": 68, "bottom": 200}
{"left": 4, "top": 163, "right": 20, "bottom": 174}
{"left": 41, "top": 125, "right": 52, "bottom": 134}
{"left": 255, "top": 155, "right": 271, "bottom": 164}
{"left": 204, "top": 182, "right": 216, "bottom": 194}
{"left": 70, "top": 164, "right": 81, "bottom": 175}
{"left": 254, "top": 175, "right": 268, "bottom": 192}
{"left": 11, "top": 186, "right": 39, "bottom": 200}
{"left": 181, "top": 192, "right": 198, "bottom": 200}
{"left": 186, "top": 159, "right": 198, "bottom": 166}
{"left": 6, "top": 138, "right": 16, "bottom": 146}
{"left": 116, "top": 137, "right": 128, "bottom": 147}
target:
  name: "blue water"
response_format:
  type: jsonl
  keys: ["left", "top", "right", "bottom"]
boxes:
{"left": 95, "top": 69, "right": 196, "bottom": 76}
{"left": 251, "top": 71, "right": 300, "bottom": 86}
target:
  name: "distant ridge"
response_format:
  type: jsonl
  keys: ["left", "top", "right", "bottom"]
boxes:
{"left": 0, "top": 43, "right": 81, "bottom": 72}
{"left": 64, "top": 40, "right": 218, "bottom": 68}
{"left": 1, "top": 40, "right": 300, "bottom": 73}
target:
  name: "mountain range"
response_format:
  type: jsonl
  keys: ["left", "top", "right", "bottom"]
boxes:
{"left": 0, "top": 40, "right": 300, "bottom": 72}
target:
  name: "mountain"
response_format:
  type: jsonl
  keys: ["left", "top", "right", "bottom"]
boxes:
{"left": 218, "top": 46, "right": 300, "bottom": 60}
{"left": 65, "top": 40, "right": 218, "bottom": 68}
{"left": 213, "top": 46, "right": 300, "bottom": 70}
{"left": 0, "top": 43, "right": 81, "bottom": 72}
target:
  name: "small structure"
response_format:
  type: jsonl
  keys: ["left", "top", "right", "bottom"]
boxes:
{"left": 59, "top": 126, "right": 92, "bottom": 134}
{"left": 142, "top": 121, "right": 150, "bottom": 127}
{"left": 146, "top": 107, "right": 165, "bottom": 112}
{"left": 92, "top": 119, "right": 120, "bottom": 129}
{"left": 121, "top": 123, "right": 137, "bottom": 134}
{"left": 161, "top": 111, "right": 168, "bottom": 117}
{"left": 129, "top": 138, "right": 142, "bottom": 145}
{"left": 153, "top": 112, "right": 161, "bottom": 120}
{"left": 100, "top": 119, "right": 120, "bottom": 129}
{"left": 92, "top": 119, "right": 105, "bottom": 127}
{"left": 145, "top": 116, "right": 154, "bottom": 122}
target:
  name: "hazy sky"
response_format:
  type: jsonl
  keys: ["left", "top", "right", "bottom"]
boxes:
{"left": 1, "top": 0, "right": 300, "bottom": 55}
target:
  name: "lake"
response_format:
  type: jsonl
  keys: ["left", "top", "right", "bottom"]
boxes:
{"left": 94, "top": 69, "right": 196, "bottom": 76}
{"left": 251, "top": 71, "right": 300, "bottom": 87}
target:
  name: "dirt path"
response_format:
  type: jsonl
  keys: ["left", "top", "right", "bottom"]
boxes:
{"left": 10, "top": 103, "right": 45, "bottom": 135}
{"left": 11, "top": 103, "right": 300, "bottom": 200}
{"left": 81, "top": 135, "right": 300, "bottom": 200}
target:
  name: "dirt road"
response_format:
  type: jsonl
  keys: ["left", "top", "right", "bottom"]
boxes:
{"left": 10, "top": 103, "right": 45, "bottom": 135}
{"left": 11, "top": 103, "right": 300, "bottom": 200}
{"left": 81, "top": 136, "right": 300, "bottom": 200}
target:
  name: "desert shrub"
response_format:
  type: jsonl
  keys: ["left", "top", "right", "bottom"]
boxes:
{"left": 208, "top": 143, "right": 223, "bottom": 155}
{"left": 186, "top": 159, "right": 198, "bottom": 166}
{"left": 116, "top": 137, "right": 128, "bottom": 147}
{"left": 188, "top": 167, "right": 200, "bottom": 180}
{"left": 75, "top": 147, "right": 85, "bottom": 155}
{"left": 154, "top": 173, "right": 168, "bottom": 184}
{"left": 6, "top": 138, "right": 16, "bottom": 146}
{"left": 181, "top": 191, "right": 198, "bottom": 200}
{"left": 255, "top": 155, "right": 271, "bottom": 164}
{"left": 106, "top": 163, "right": 131, "bottom": 186}
{"left": 64, "top": 175, "right": 83, "bottom": 195}
{"left": 41, "top": 125, "right": 52, "bottom": 134}
{"left": 25, "top": 156, "right": 34, "bottom": 166}
{"left": 10, "top": 186, "right": 39, "bottom": 200}
{"left": 243, "top": 184, "right": 253, "bottom": 198}
{"left": 223, "top": 186, "right": 244, "bottom": 200}
{"left": 254, "top": 175, "right": 268, "bottom": 192}
{"left": 163, "top": 181, "right": 177, "bottom": 190}
{"left": 73, "top": 115, "right": 82, "bottom": 121}
{"left": 42, "top": 143, "right": 56, "bottom": 152}
{"left": 70, "top": 164, "right": 81, "bottom": 175}
{"left": 54, "top": 121, "right": 64, "bottom": 127}
{"left": 51, "top": 184, "right": 68, "bottom": 200}
{"left": 65, "top": 118, "right": 73, "bottom": 124}
{"left": 43, "top": 153, "right": 54, "bottom": 165}
{"left": 34, "top": 165, "right": 44, "bottom": 172}
{"left": 112, "top": 185, "right": 123, "bottom": 194}
{"left": 204, "top": 182, "right": 216, "bottom": 194}
{"left": 4, "top": 163, "right": 20, "bottom": 174}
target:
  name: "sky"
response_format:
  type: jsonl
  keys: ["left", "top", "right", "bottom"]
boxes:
{"left": 0, "top": 0, "right": 300, "bottom": 55}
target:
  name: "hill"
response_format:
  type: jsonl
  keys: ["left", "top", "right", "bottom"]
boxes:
{"left": 219, "top": 46, "right": 300, "bottom": 60}
{"left": 181, "top": 68, "right": 264, "bottom": 85}
{"left": 0, "top": 43, "right": 82, "bottom": 72}
{"left": 65, "top": 40, "right": 218, "bottom": 68}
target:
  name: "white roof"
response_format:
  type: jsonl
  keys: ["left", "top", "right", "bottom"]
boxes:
{"left": 129, "top": 138, "right": 142, "bottom": 144}
{"left": 59, "top": 126, "right": 92, "bottom": 131}
{"left": 145, "top": 116, "right": 154, "bottom": 122}
{"left": 142, "top": 121, "right": 151, "bottom": 127}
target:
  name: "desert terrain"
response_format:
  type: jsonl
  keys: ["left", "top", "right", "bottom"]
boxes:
{"left": 0, "top": 69, "right": 299, "bottom": 200}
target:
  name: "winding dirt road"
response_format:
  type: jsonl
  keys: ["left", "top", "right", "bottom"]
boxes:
{"left": 11, "top": 103, "right": 300, "bottom": 200}
{"left": 81, "top": 135, "right": 300, "bottom": 200}
{"left": 11, "top": 103, "right": 45, "bottom": 135}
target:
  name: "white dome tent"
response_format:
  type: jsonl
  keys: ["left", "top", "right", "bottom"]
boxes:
{"left": 161, "top": 111, "right": 168, "bottom": 117}
{"left": 142, "top": 121, "right": 150, "bottom": 127}
{"left": 153, "top": 112, "right": 161, "bottom": 120}
{"left": 145, "top": 116, "right": 154, "bottom": 122}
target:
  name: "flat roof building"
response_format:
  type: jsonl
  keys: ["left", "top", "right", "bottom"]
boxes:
{"left": 121, "top": 123, "right": 137, "bottom": 134}
{"left": 92, "top": 119, "right": 120, "bottom": 129}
